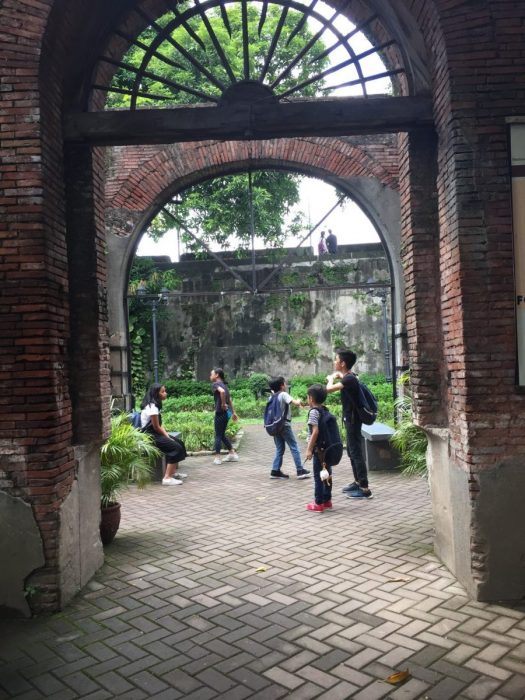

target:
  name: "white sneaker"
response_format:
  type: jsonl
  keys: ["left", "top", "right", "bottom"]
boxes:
{"left": 213, "top": 458, "right": 222, "bottom": 465}
{"left": 225, "top": 453, "right": 239, "bottom": 462}
{"left": 162, "top": 477, "right": 183, "bottom": 486}
{"left": 175, "top": 472, "right": 188, "bottom": 479}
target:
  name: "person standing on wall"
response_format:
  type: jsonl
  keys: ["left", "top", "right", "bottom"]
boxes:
{"left": 326, "top": 229, "right": 338, "bottom": 254}
{"left": 210, "top": 368, "right": 239, "bottom": 465}
{"left": 318, "top": 230, "right": 328, "bottom": 256}
{"left": 326, "top": 348, "right": 372, "bottom": 499}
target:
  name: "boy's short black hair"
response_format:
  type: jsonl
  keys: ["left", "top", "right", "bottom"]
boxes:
{"left": 269, "top": 376, "right": 285, "bottom": 393}
{"left": 307, "top": 383, "right": 327, "bottom": 404}
{"left": 335, "top": 348, "right": 357, "bottom": 370}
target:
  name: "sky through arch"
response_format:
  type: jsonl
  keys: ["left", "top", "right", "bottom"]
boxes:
{"left": 137, "top": 175, "right": 380, "bottom": 262}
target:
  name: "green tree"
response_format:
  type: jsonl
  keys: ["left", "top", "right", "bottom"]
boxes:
{"left": 152, "top": 171, "right": 303, "bottom": 253}
{"left": 128, "top": 258, "right": 181, "bottom": 395}
{"left": 108, "top": 6, "right": 329, "bottom": 108}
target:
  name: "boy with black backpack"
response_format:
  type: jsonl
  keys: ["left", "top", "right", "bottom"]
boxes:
{"left": 326, "top": 348, "right": 375, "bottom": 500}
{"left": 267, "top": 376, "right": 311, "bottom": 480}
{"left": 305, "top": 384, "right": 343, "bottom": 512}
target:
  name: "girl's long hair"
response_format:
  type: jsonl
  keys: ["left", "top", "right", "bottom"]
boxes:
{"left": 141, "top": 383, "right": 164, "bottom": 410}
{"left": 212, "top": 368, "right": 226, "bottom": 383}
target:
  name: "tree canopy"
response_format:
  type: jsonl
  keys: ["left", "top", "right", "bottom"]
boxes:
{"left": 150, "top": 171, "right": 304, "bottom": 253}
{"left": 108, "top": 5, "right": 329, "bottom": 108}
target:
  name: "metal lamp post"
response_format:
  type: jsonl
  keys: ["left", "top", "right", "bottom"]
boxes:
{"left": 137, "top": 284, "right": 169, "bottom": 383}
{"left": 367, "top": 282, "right": 392, "bottom": 383}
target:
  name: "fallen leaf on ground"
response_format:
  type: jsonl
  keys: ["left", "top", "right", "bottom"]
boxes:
{"left": 385, "top": 670, "right": 411, "bottom": 685}
{"left": 255, "top": 566, "right": 268, "bottom": 573}
{"left": 386, "top": 578, "right": 411, "bottom": 583}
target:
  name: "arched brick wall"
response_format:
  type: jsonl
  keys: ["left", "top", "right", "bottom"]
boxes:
{"left": 105, "top": 137, "right": 399, "bottom": 218}
{"left": 2, "top": 0, "right": 525, "bottom": 612}
{"left": 103, "top": 136, "right": 404, "bottom": 409}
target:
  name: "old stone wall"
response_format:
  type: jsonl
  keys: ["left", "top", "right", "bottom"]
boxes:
{"left": 151, "top": 244, "right": 391, "bottom": 379}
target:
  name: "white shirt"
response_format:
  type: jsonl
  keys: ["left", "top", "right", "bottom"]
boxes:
{"left": 278, "top": 391, "right": 293, "bottom": 421}
{"left": 140, "top": 402, "right": 160, "bottom": 430}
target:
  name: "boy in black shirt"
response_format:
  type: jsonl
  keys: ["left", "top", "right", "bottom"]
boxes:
{"left": 326, "top": 348, "right": 372, "bottom": 499}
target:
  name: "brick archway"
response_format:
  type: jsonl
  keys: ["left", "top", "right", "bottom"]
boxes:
{"left": 2, "top": 0, "right": 525, "bottom": 614}
{"left": 104, "top": 135, "right": 404, "bottom": 407}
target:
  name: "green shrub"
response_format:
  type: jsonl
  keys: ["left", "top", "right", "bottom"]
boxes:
{"left": 230, "top": 396, "right": 266, "bottom": 419}
{"left": 229, "top": 378, "right": 250, "bottom": 391}
{"left": 160, "top": 372, "right": 396, "bottom": 450}
{"left": 390, "top": 373, "right": 428, "bottom": 477}
{"left": 164, "top": 379, "right": 211, "bottom": 397}
{"left": 248, "top": 373, "right": 270, "bottom": 398}
{"left": 163, "top": 395, "right": 212, "bottom": 413}
{"left": 230, "top": 389, "right": 254, "bottom": 401}
{"left": 162, "top": 410, "right": 241, "bottom": 452}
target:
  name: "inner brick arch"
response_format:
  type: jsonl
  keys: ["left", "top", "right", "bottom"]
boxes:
{"left": 104, "top": 136, "right": 403, "bottom": 395}
{"left": 106, "top": 136, "right": 399, "bottom": 216}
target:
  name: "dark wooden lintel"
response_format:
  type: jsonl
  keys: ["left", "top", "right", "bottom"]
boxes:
{"left": 64, "top": 95, "right": 433, "bottom": 145}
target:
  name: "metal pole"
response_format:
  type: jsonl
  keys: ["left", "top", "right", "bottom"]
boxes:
{"left": 248, "top": 171, "right": 256, "bottom": 292}
{"left": 382, "top": 296, "right": 391, "bottom": 382}
{"left": 151, "top": 300, "right": 159, "bottom": 383}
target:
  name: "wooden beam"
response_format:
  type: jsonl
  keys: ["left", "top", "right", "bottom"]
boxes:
{"left": 64, "top": 96, "right": 433, "bottom": 145}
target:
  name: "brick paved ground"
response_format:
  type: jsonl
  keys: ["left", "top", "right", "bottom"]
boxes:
{"left": 1, "top": 424, "right": 525, "bottom": 700}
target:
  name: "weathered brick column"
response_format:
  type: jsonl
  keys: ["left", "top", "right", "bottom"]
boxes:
{"left": 399, "top": 128, "right": 446, "bottom": 426}
{"left": 0, "top": 1, "right": 107, "bottom": 615}
{"left": 407, "top": 0, "right": 525, "bottom": 600}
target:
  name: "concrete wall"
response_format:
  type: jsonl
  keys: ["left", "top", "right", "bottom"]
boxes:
{"left": 152, "top": 244, "right": 392, "bottom": 380}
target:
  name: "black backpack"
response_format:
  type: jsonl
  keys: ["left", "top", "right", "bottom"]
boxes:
{"left": 314, "top": 406, "right": 344, "bottom": 467}
{"left": 264, "top": 392, "right": 287, "bottom": 436}
{"left": 353, "top": 376, "right": 378, "bottom": 425}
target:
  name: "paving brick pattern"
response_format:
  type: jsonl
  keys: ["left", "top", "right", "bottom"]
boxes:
{"left": 1, "top": 425, "right": 525, "bottom": 699}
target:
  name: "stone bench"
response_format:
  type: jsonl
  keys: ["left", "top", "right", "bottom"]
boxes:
{"left": 360, "top": 422, "right": 400, "bottom": 471}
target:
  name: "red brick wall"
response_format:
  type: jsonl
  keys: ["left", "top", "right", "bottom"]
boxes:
{"left": 0, "top": 0, "right": 111, "bottom": 612}
{"left": 105, "top": 136, "right": 400, "bottom": 226}
{"left": 0, "top": 0, "right": 70, "bottom": 610}
{"left": 399, "top": 129, "right": 446, "bottom": 426}
{"left": 401, "top": 0, "right": 525, "bottom": 478}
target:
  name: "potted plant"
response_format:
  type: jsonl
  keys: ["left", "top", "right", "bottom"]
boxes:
{"left": 100, "top": 412, "right": 161, "bottom": 545}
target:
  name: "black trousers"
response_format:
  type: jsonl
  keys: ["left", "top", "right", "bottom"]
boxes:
{"left": 214, "top": 411, "right": 233, "bottom": 453}
{"left": 344, "top": 416, "right": 368, "bottom": 488}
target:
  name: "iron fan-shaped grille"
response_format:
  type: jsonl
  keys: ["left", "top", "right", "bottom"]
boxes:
{"left": 95, "top": 0, "right": 404, "bottom": 109}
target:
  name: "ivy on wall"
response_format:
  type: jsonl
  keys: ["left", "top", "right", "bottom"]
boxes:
{"left": 265, "top": 331, "right": 320, "bottom": 361}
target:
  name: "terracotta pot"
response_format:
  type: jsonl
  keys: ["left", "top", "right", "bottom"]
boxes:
{"left": 100, "top": 502, "right": 121, "bottom": 545}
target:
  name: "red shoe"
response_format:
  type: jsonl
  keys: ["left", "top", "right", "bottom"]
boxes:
{"left": 306, "top": 502, "right": 324, "bottom": 512}
{"left": 323, "top": 501, "right": 333, "bottom": 509}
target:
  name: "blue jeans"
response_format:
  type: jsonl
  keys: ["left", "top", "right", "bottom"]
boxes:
{"left": 272, "top": 422, "right": 303, "bottom": 473}
{"left": 344, "top": 415, "right": 368, "bottom": 488}
{"left": 214, "top": 411, "right": 233, "bottom": 453}
{"left": 313, "top": 452, "right": 332, "bottom": 505}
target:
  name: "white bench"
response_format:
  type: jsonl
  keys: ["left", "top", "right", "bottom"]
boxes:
{"left": 360, "top": 422, "right": 400, "bottom": 471}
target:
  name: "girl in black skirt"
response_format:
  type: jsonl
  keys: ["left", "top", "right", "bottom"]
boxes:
{"left": 140, "top": 383, "right": 187, "bottom": 486}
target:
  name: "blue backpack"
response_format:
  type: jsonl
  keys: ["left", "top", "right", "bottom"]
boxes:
{"left": 354, "top": 376, "right": 378, "bottom": 425}
{"left": 129, "top": 409, "right": 142, "bottom": 430}
{"left": 315, "top": 406, "right": 344, "bottom": 467}
{"left": 264, "top": 392, "right": 287, "bottom": 436}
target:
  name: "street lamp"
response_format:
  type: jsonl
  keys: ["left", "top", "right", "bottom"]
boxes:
{"left": 137, "top": 284, "right": 169, "bottom": 383}
{"left": 367, "top": 281, "right": 392, "bottom": 383}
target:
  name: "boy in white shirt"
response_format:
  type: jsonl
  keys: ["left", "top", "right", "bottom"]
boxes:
{"left": 268, "top": 376, "right": 311, "bottom": 480}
